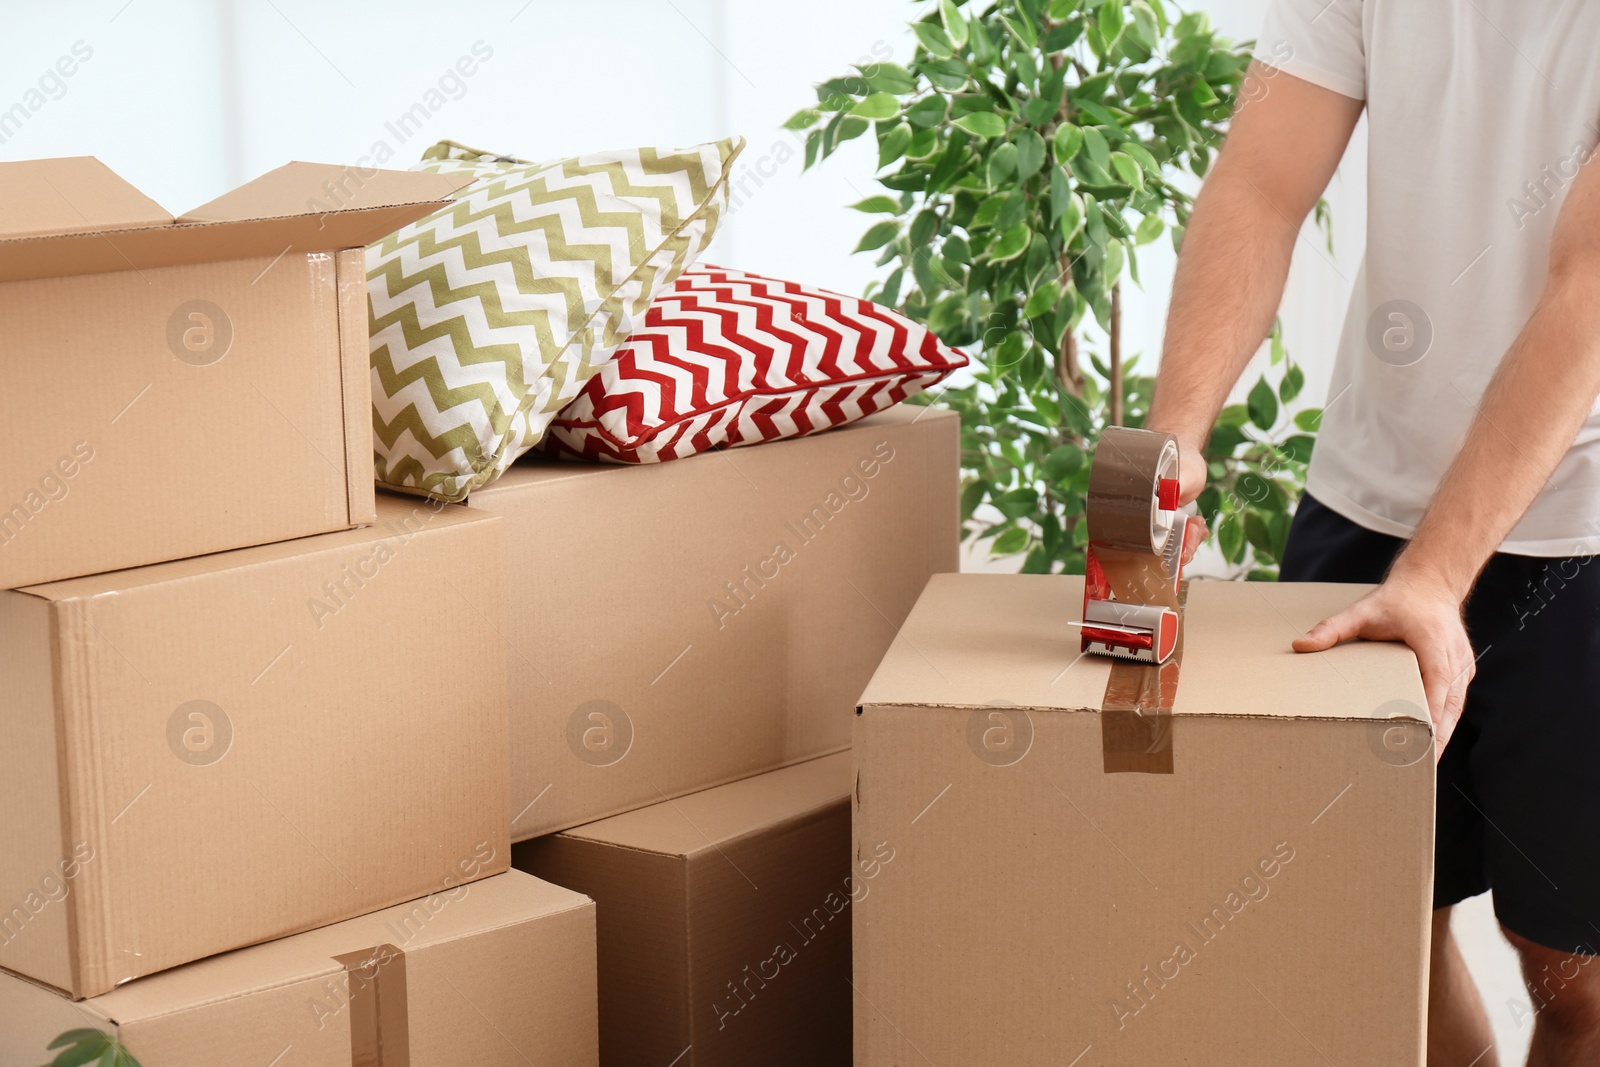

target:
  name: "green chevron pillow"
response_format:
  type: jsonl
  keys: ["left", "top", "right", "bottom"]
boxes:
{"left": 367, "top": 136, "right": 745, "bottom": 501}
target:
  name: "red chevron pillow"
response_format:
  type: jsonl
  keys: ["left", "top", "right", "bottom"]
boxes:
{"left": 541, "top": 265, "right": 967, "bottom": 463}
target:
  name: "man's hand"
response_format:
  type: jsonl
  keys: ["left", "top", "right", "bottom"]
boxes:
{"left": 1175, "top": 442, "right": 1209, "bottom": 565}
{"left": 1293, "top": 570, "right": 1474, "bottom": 759}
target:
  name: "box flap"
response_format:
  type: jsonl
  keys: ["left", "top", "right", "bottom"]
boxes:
{"left": 0, "top": 157, "right": 171, "bottom": 240}
{"left": 0, "top": 161, "right": 470, "bottom": 284}
{"left": 85, "top": 871, "right": 587, "bottom": 1025}
{"left": 858, "top": 573, "right": 1427, "bottom": 722}
{"left": 558, "top": 752, "right": 853, "bottom": 857}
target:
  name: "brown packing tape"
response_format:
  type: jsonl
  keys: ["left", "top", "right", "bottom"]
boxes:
{"left": 332, "top": 944, "right": 411, "bottom": 1067}
{"left": 1086, "top": 426, "right": 1177, "bottom": 555}
{"left": 1101, "top": 582, "right": 1188, "bottom": 774}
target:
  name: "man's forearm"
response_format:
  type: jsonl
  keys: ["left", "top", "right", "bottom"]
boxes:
{"left": 1147, "top": 163, "right": 1300, "bottom": 451}
{"left": 1394, "top": 266, "right": 1600, "bottom": 599}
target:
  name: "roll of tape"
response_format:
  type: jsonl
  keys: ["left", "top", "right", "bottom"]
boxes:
{"left": 1086, "top": 426, "right": 1179, "bottom": 555}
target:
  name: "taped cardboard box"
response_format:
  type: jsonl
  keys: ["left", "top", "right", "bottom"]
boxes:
{"left": 515, "top": 751, "right": 855, "bottom": 1067}
{"left": 0, "top": 494, "right": 510, "bottom": 999}
{"left": 0, "top": 870, "right": 597, "bottom": 1066}
{"left": 0, "top": 156, "right": 470, "bottom": 589}
{"left": 466, "top": 405, "right": 959, "bottom": 840}
{"left": 854, "top": 574, "right": 1434, "bottom": 1067}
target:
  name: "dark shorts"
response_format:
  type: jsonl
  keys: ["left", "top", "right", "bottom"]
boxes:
{"left": 1280, "top": 493, "right": 1600, "bottom": 954}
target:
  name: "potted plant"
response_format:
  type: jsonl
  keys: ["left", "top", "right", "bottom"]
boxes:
{"left": 790, "top": 0, "right": 1326, "bottom": 577}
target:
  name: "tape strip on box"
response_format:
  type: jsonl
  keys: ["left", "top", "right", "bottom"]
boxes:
{"left": 1101, "top": 582, "right": 1187, "bottom": 774}
{"left": 332, "top": 943, "right": 410, "bottom": 1067}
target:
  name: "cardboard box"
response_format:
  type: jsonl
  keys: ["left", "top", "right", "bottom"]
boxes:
{"left": 515, "top": 751, "right": 854, "bottom": 1067}
{"left": 0, "top": 156, "right": 469, "bottom": 589}
{"left": 854, "top": 574, "right": 1434, "bottom": 1066}
{"left": 466, "top": 405, "right": 959, "bottom": 839}
{"left": 0, "top": 494, "right": 510, "bottom": 999}
{"left": 0, "top": 870, "right": 597, "bottom": 1066}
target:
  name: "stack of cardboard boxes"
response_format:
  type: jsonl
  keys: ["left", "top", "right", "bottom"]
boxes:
{"left": 0, "top": 157, "right": 594, "bottom": 1063}
{"left": 0, "top": 156, "right": 962, "bottom": 1065}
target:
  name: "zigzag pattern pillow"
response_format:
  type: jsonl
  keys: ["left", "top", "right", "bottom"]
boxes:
{"left": 368, "top": 137, "right": 744, "bottom": 500}
{"left": 542, "top": 265, "right": 968, "bottom": 463}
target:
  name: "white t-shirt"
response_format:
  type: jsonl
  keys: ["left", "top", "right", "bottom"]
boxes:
{"left": 1256, "top": 0, "right": 1600, "bottom": 556}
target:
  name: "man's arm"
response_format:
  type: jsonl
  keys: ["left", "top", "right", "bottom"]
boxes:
{"left": 1147, "top": 63, "right": 1363, "bottom": 493}
{"left": 1295, "top": 152, "right": 1600, "bottom": 751}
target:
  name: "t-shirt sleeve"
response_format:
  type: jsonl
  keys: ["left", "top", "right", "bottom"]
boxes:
{"left": 1254, "top": 0, "right": 1366, "bottom": 101}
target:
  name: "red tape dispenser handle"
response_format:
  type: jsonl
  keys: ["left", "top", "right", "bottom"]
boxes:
{"left": 1081, "top": 428, "right": 1191, "bottom": 664}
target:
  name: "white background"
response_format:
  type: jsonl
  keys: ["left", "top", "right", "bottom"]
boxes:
{"left": 0, "top": 0, "right": 1527, "bottom": 1058}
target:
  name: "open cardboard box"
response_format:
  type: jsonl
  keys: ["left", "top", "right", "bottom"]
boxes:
{"left": 0, "top": 156, "right": 469, "bottom": 589}
{"left": 0, "top": 494, "right": 509, "bottom": 999}
{"left": 854, "top": 573, "right": 1434, "bottom": 1066}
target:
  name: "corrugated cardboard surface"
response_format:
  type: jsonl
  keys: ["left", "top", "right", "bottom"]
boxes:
{"left": 516, "top": 752, "right": 854, "bottom": 1067}
{"left": 0, "top": 494, "right": 510, "bottom": 999}
{"left": 467, "top": 406, "right": 959, "bottom": 840}
{"left": 0, "top": 870, "right": 598, "bottom": 1066}
{"left": 855, "top": 574, "right": 1434, "bottom": 1066}
{"left": 0, "top": 157, "right": 466, "bottom": 589}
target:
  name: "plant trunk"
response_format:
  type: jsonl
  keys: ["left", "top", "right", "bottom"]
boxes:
{"left": 1056, "top": 327, "right": 1083, "bottom": 399}
{"left": 1108, "top": 282, "right": 1123, "bottom": 427}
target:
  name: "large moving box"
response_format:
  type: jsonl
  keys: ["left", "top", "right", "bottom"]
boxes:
{"left": 516, "top": 752, "right": 855, "bottom": 1067}
{"left": 0, "top": 156, "right": 469, "bottom": 589}
{"left": 467, "top": 406, "right": 959, "bottom": 839}
{"left": 854, "top": 574, "right": 1434, "bottom": 1066}
{"left": 0, "top": 870, "right": 597, "bottom": 1066}
{"left": 0, "top": 494, "right": 509, "bottom": 998}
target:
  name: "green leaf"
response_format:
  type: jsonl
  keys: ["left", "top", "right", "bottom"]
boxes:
{"left": 863, "top": 63, "right": 917, "bottom": 95}
{"left": 1279, "top": 364, "right": 1305, "bottom": 403}
{"left": 1247, "top": 377, "right": 1279, "bottom": 430}
{"left": 1134, "top": 213, "right": 1164, "bottom": 244}
{"left": 877, "top": 123, "right": 913, "bottom": 168}
{"left": 1014, "top": 129, "right": 1046, "bottom": 181}
{"left": 952, "top": 112, "right": 1007, "bottom": 139}
{"left": 1218, "top": 515, "right": 1245, "bottom": 564}
{"left": 1023, "top": 279, "right": 1061, "bottom": 319}
{"left": 1053, "top": 123, "right": 1084, "bottom": 161}
{"left": 1079, "top": 126, "right": 1111, "bottom": 168}
{"left": 1280, "top": 434, "right": 1316, "bottom": 463}
{"left": 851, "top": 93, "right": 900, "bottom": 120}
{"left": 1244, "top": 511, "right": 1274, "bottom": 560}
{"left": 850, "top": 196, "right": 902, "bottom": 214}
{"left": 1108, "top": 152, "right": 1144, "bottom": 191}
{"left": 906, "top": 127, "right": 940, "bottom": 157}
{"left": 910, "top": 209, "right": 941, "bottom": 246}
{"left": 906, "top": 95, "right": 949, "bottom": 128}
{"left": 1120, "top": 141, "right": 1160, "bottom": 175}
{"left": 51, "top": 1039, "right": 111, "bottom": 1067}
{"left": 940, "top": 0, "right": 970, "bottom": 48}
{"left": 1293, "top": 408, "right": 1324, "bottom": 432}
{"left": 913, "top": 21, "right": 955, "bottom": 58}
{"left": 1098, "top": 0, "right": 1124, "bottom": 43}
{"left": 990, "top": 224, "right": 1031, "bottom": 262}
{"left": 1000, "top": 11, "right": 1039, "bottom": 49}
{"left": 836, "top": 117, "right": 869, "bottom": 144}
{"left": 1047, "top": 0, "right": 1080, "bottom": 18}
{"left": 987, "top": 142, "right": 1018, "bottom": 188}
{"left": 783, "top": 108, "right": 820, "bottom": 131}
{"left": 854, "top": 220, "right": 901, "bottom": 253}
{"left": 1057, "top": 188, "right": 1083, "bottom": 237}
{"left": 1043, "top": 443, "right": 1085, "bottom": 481}
{"left": 48, "top": 1033, "right": 107, "bottom": 1052}
{"left": 960, "top": 479, "right": 988, "bottom": 520}
{"left": 992, "top": 526, "right": 1031, "bottom": 555}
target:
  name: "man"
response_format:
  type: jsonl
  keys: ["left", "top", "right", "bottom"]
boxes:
{"left": 1145, "top": 2, "right": 1600, "bottom": 1064}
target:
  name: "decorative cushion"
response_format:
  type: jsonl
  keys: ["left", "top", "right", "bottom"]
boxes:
{"left": 367, "top": 137, "right": 744, "bottom": 500}
{"left": 542, "top": 265, "right": 968, "bottom": 463}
